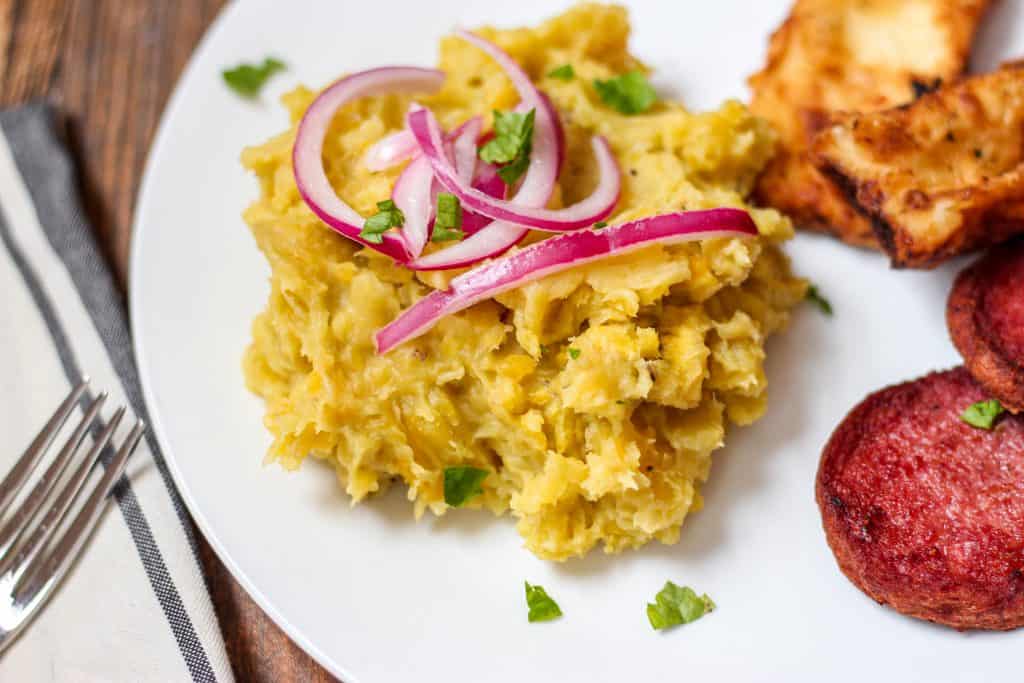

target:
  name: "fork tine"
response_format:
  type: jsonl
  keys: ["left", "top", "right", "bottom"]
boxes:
{"left": 0, "top": 407, "right": 125, "bottom": 581}
{"left": 0, "top": 379, "right": 90, "bottom": 517}
{"left": 0, "top": 394, "right": 107, "bottom": 562}
{"left": 14, "top": 420, "right": 144, "bottom": 607}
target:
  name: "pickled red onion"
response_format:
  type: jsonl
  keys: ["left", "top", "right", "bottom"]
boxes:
{"left": 376, "top": 209, "right": 759, "bottom": 352}
{"left": 461, "top": 163, "right": 505, "bottom": 235}
{"left": 408, "top": 222, "right": 527, "bottom": 271}
{"left": 363, "top": 129, "right": 418, "bottom": 171}
{"left": 405, "top": 30, "right": 569, "bottom": 270}
{"left": 397, "top": 29, "right": 569, "bottom": 270}
{"left": 394, "top": 116, "right": 483, "bottom": 257}
{"left": 391, "top": 155, "right": 434, "bottom": 258}
{"left": 410, "top": 106, "right": 619, "bottom": 232}
{"left": 293, "top": 67, "right": 445, "bottom": 262}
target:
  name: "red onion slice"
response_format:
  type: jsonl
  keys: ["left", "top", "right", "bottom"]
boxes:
{"left": 391, "top": 155, "right": 434, "bottom": 258}
{"left": 409, "top": 107, "right": 619, "bottom": 232}
{"left": 377, "top": 209, "right": 759, "bottom": 352}
{"left": 364, "top": 107, "right": 483, "bottom": 174}
{"left": 401, "top": 31, "right": 569, "bottom": 271}
{"left": 396, "top": 116, "right": 483, "bottom": 257}
{"left": 532, "top": 92, "right": 565, "bottom": 176}
{"left": 453, "top": 29, "right": 561, "bottom": 209}
{"left": 409, "top": 221, "right": 526, "bottom": 271}
{"left": 293, "top": 66, "right": 445, "bottom": 262}
{"left": 452, "top": 118, "right": 481, "bottom": 185}
{"left": 363, "top": 129, "right": 418, "bottom": 171}
{"left": 461, "top": 163, "right": 506, "bottom": 235}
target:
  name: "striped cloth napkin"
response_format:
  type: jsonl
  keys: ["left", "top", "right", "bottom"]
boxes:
{"left": 0, "top": 104, "right": 233, "bottom": 681}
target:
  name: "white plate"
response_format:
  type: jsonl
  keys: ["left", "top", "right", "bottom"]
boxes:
{"left": 131, "top": 1, "right": 1024, "bottom": 681}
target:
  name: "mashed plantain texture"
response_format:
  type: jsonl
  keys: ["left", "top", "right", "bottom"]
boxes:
{"left": 241, "top": 3, "right": 806, "bottom": 561}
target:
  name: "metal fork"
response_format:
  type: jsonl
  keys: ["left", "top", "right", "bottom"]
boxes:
{"left": 0, "top": 378, "right": 145, "bottom": 654}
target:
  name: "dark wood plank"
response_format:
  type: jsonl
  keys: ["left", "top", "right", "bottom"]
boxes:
{"left": 0, "top": 1, "right": 338, "bottom": 680}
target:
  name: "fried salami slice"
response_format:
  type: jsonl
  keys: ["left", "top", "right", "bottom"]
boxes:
{"left": 817, "top": 368, "right": 1024, "bottom": 630}
{"left": 948, "top": 240, "right": 1024, "bottom": 412}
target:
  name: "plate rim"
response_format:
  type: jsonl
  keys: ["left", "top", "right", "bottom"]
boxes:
{"left": 128, "top": 2, "right": 352, "bottom": 680}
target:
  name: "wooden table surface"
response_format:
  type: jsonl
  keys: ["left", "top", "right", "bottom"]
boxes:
{"left": 0, "top": 1, "right": 337, "bottom": 680}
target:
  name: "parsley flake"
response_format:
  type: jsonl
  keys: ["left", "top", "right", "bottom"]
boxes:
{"left": 646, "top": 581, "right": 715, "bottom": 631}
{"left": 568, "top": 348, "right": 581, "bottom": 360}
{"left": 361, "top": 199, "right": 404, "bottom": 243}
{"left": 525, "top": 582, "right": 563, "bottom": 622}
{"left": 548, "top": 64, "right": 575, "bottom": 81}
{"left": 593, "top": 71, "right": 657, "bottom": 115}
{"left": 961, "top": 399, "right": 1005, "bottom": 430}
{"left": 432, "top": 193, "right": 464, "bottom": 242}
{"left": 222, "top": 57, "right": 286, "bottom": 97}
{"left": 806, "top": 285, "right": 833, "bottom": 316}
{"left": 593, "top": 221, "right": 609, "bottom": 230}
{"left": 443, "top": 466, "right": 488, "bottom": 507}
{"left": 479, "top": 109, "right": 535, "bottom": 185}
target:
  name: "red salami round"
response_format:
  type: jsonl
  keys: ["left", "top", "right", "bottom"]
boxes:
{"left": 817, "top": 368, "right": 1024, "bottom": 630}
{"left": 948, "top": 240, "right": 1024, "bottom": 413}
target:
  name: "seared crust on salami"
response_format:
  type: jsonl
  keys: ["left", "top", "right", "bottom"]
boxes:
{"left": 817, "top": 368, "right": 1024, "bottom": 630}
{"left": 948, "top": 240, "right": 1024, "bottom": 412}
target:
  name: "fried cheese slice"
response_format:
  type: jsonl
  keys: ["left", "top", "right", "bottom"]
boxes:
{"left": 748, "top": 0, "right": 991, "bottom": 248}
{"left": 814, "top": 63, "right": 1024, "bottom": 268}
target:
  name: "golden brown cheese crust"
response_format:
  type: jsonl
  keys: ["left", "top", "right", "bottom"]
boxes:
{"left": 749, "top": 0, "right": 991, "bottom": 248}
{"left": 815, "top": 63, "right": 1024, "bottom": 268}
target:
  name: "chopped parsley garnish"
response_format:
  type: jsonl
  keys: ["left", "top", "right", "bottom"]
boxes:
{"left": 805, "top": 285, "right": 833, "bottom": 316}
{"left": 548, "top": 64, "right": 575, "bottom": 81}
{"left": 646, "top": 581, "right": 715, "bottom": 631}
{"left": 525, "top": 582, "right": 563, "bottom": 622}
{"left": 593, "top": 221, "right": 609, "bottom": 230}
{"left": 443, "top": 466, "right": 488, "bottom": 507}
{"left": 222, "top": 57, "right": 286, "bottom": 97}
{"left": 961, "top": 399, "right": 1005, "bottom": 430}
{"left": 479, "top": 109, "right": 535, "bottom": 185}
{"left": 498, "top": 153, "right": 532, "bottom": 186}
{"left": 432, "top": 193, "right": 464, "bottom": 242}
{"left": 568, "top": 348, "right": 581, "bottom": 360}
{"left": 593, "top": 71, "right": 657, "bottom": 115}
{"left": 361, "top": 199, "right": 405, "bottom": 243}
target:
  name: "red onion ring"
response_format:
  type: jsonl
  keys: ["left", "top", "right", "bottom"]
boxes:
{"left": 451, "top": 117, "right": 481, "bottom": 185}
{"left": 409, "top": 222, "right": 527, "bottom": 271}
{"left": 404, "top": 30, "right": 568, "bottom": 270}
{"left": 376, "top": 209, "right": 759, "bottom": 352}
{"left": 461, "top": 163, "right": 505, "bottom": 234}
{"left": 453, "top": 29, "right": 561, "bottom": 207}
{"left": 409, "top": 106, "right": 619, "bottom": 232}
{"left": 391, "top": 155, "right": 434, "bottom": 258}
{"left": 394, "top": 116, "right": 483, "bottom": 257}
{"left": 534, "top": 92, "right": 565, "bottom": 176}
{"left": 364, "top": 105, "right": 484, "bottom": 175}
{"left": 363, "top": 129, "right": 418, "bottom": 171}
{"left": 293, "top": 67, "right": 445, "bottom": 262}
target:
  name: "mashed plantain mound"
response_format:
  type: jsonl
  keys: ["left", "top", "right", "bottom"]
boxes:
{"left": 241, "top": 3, "right": 806, "bottom": 561}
